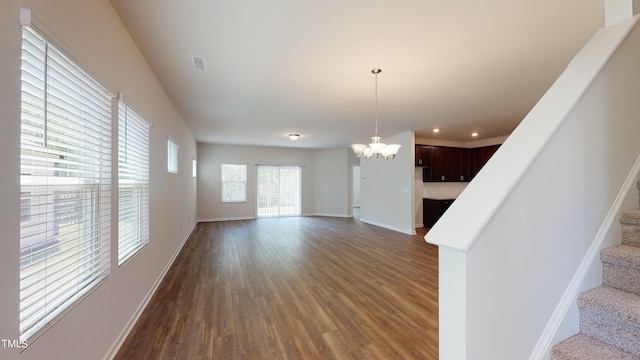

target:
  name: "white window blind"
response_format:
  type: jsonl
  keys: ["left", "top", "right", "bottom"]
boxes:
{"left": 256, "top": 165, "right": 301, "bottom": 217}
{"left": 221, "top": 164, "right": 247, "bottom": 203}
{"left": 19, "top": 26, "right": 112, "bottom": 341}
{"left": 167, "top": 139, "right": 179, "bottom": 173}
{"left": 118, "top": 102, "right": 150, "bottom": 265}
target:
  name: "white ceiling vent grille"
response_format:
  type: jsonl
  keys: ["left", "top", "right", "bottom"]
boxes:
{"left": 190, "top": 55, "right": 207, "bottom": 71}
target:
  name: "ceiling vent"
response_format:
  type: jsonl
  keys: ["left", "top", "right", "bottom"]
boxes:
{"left": 190, "top": 55, "right": 207, "bottom": 71}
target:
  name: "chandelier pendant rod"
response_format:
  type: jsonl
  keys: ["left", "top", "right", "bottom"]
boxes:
{"left": 373, "top": 68, "right": 380, "bottom": 138}
{"left": 349, "top": 67, "right": 401, "bottom": 160}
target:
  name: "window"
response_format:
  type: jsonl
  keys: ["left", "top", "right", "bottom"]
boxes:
{"left": 221, "top": 164, "right": 247, "bottom": 203}
{"left": 192, "top": 158, "right": 197, "bottom": 178}
{"left": 118, "top": 102, "right": 150, "bottom": 265}
{"left": 20, "top": 192, "right": 32, "bottom": 223}
{"left": 19, "top": 27, "right": 112, "bottom": 341}
{"left": 167, "top": 138, "right": 179, "bottom": 173}
{"left": 256, "top": 165, "right": 302, "bottom": 217}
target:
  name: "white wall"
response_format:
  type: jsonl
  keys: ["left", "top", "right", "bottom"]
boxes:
{"left": 427, "top": 16, "right": 640, "bottom": 359}
{"left": 0, "top": 3, "right": 22, "bottom": 356}
{"left": 360, "top": 131, "right": 416, "bottom": 234}
{"left": 422, "top": 182, "right": 469, "bottom": 199}
{"left": 0, "top": 2, "right": 197, "bottom": 359}
{"left": 315, "top": 148, "right": 350, "bottom": 217}
{"left": 197, "top": 143, "right": 317, "bottom": 220}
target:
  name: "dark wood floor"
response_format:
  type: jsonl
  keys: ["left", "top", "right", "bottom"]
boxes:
{"left": 115, "top": 217, "right": 438, "bottom": 359}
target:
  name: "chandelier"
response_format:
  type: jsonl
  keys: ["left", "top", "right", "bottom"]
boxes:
{"left": 351, "top": 68, "right": 401, "bottom": 160}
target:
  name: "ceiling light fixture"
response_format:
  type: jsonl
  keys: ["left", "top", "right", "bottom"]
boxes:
{"left": 351, "top": 68, "right": 401, "bottom": 160}
{"left": 433, "top": 128, "right": 440, "bottom": 133}
{"left": 471, "top": 132, "right": 479, "bottom": 137}
{"left": 288, "top": 133, "right": 300, "bottom": 140}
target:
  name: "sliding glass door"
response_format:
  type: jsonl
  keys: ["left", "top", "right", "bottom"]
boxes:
{"left": 256, "top": 165, "right": 301, "bottom": 218}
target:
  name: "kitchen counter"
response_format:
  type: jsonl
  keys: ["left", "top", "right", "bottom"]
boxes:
{"left": 423, "top": 196, "right": 456, "bottom": 200}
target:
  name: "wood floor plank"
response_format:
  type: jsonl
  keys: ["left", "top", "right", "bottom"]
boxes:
{"left": 114, "top": 217, "right": 438, "bottom": 359}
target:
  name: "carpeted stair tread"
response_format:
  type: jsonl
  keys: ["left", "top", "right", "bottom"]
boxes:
{"left": 602, "top": 245, "right": 640, "bottom": 295}
{"left": 551, "top": 181, "right": 640, "bottom": 358}
{"left": 601, "top": 245, "right": 640, "bottom": 268}
{"left": 621, "top": 210, "right": 640, "bottom": 247}
{"left": 621, "top": 210, "right": 640, "bottom": 224}
{"left": 578, "top": 286, "right": 640, "bottom": 324}
{"left": 551, "top": 333, "right": 637, "bottom": 360}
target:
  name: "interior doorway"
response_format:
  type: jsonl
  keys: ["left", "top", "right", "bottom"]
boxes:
{"left": 352, "top": 165, "right": 361, "bottom": 219}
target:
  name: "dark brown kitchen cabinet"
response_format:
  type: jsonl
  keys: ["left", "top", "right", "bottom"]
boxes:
{"left": 418, "top": 144, "right": 500, "bottom": 182}
{"left": 423, "top": 198, "right": 455, "bottom": 228}
{"left": 415, "top": 145, "right": 432, "bottom": 166}
{"left": 468, "top": 145, "right": 500, "bottom": 180}
{"left": 425, "top": 146, "right": 469, "bottom": 182}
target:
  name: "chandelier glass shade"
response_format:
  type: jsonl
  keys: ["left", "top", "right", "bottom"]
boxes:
{"left": 351, "top": 68, "right": 401, "bottom": 160}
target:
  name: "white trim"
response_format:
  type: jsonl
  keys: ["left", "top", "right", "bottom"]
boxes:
{"left": 102, "top": 222, "right": 196, "bottom": 360}
{"left": 360, "top": 218, "right": 417, "bottom": 235}
{"left": 253, "top": 162, "right": 305, "bottom": 167}
{"left": 199, "top": 214, "right": 358, "bottom": 222}
{"left": 313, "top": 213, "right": 351, "bottom": 218}
{"left": 20, "top": 8, "right": 31, "bottom": 26}
{"left": 529, "top": 152, "right": 640, "bottom": 360}
{"left": 118, "top": 94, "right": 153, "bottom": 127}
{"left": 167, "top": 138, "right": 179, "bottom": 174}
{"left": 197, "top": 216, "right": 256, "bottom": 222}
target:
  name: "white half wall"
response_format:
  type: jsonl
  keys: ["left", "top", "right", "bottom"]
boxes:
{"left": 360, "top": 131, "right": 416, "bottom": 235}
{"left": 0, "top": 1, "right": 197, "bottom": 360}
{"left": 427, "top": 16, "right": 640, "bottom": 360}
{"left": 605, "top": 0, "right": 640, "bottom": 26}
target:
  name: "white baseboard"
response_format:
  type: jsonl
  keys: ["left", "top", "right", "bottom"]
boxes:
{"left": 197, "top": 216, "right": 256, "bottom": 222}
{"left": 199, "top": 214, "right": 354, "bottom": 221}
{"left": 102, "top": 222, "right": 196, "bottom": 360}
{"left": 313, "top": 213, "right": 350, "bottom": 218}
{"left": 360, "top": 218, "right": 417, "bottom": 235}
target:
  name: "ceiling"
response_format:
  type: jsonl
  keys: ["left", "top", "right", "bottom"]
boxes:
{"left": 110, "top": 0, "right": 604, "bottom": 149}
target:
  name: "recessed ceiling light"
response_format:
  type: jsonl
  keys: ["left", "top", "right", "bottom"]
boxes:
{"left": 288, "top": 133, "right": 300, "bottom": 140}
{"left": 471, "top": 132, "right": 479, "bottom": 137}
{"left": 433, "top": 128, "right": 440, "bottom": 133}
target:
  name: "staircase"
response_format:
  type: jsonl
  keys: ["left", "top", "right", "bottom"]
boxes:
{"left": 551, "top": 180, "right": 640, "bottom": 359}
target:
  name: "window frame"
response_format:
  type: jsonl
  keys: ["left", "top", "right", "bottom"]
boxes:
{"left": 19, "top": 25, "right": 112, "bottom": 342}
{"left": 256, "top": 165, "right": 302, "bottom": 218}
{"left": 117, "top": 100, "right": 150, "bottom": 266}
{"left": 167, "top": 138, "right": 179, "bottom": 174}
{"left": 221, "top": 163, "right": 247, "bottom": 203}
